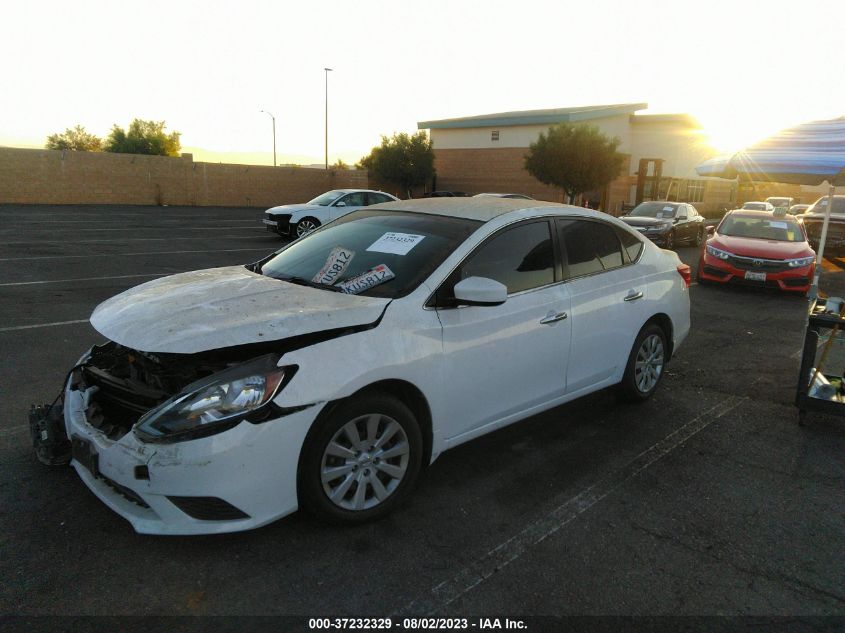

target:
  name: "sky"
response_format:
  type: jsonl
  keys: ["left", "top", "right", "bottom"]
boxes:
{"left": 1, "top": 0, "right": 842, "bottom": 166}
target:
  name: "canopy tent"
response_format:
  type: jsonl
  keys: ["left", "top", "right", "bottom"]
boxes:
{"left": 696, "top": 116, "right": 845, "bottom": 294}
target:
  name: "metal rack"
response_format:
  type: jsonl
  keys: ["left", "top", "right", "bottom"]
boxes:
{"left": 795, "top": 298, "right": 845, "bottom": 425}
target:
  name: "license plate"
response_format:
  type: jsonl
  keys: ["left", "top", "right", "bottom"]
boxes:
{"left": 71, "top": 437, "right": 100, "bottom": 477}
{"left": 744, "top": 271, "right": 766, "bottom": 281}
{"left": 262, "top": 219, "right": 277, "bottom": 226}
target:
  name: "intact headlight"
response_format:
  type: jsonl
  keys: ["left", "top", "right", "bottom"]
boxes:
{"left": 134, "top": 354, "right": 291, "bottom": 443}
{"left": 706, "top": 245, "right": 732, "bottom": 260}
{"left": 788, "top": 255, "right": 816, "bottom": 268}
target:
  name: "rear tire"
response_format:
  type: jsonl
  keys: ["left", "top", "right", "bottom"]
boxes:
{"left": 298, "top": 394, "right": 423, "bottom": 524}
{"left": 618, "top": 324, "right": 668, "bottom": 402}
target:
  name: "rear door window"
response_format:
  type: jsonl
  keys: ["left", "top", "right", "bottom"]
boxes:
{"left": 558, "top": 219, "right": 625, "bottom": 279}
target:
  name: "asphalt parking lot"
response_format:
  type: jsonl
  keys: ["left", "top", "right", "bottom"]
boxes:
{"left": 1, "top": 204, "right": 843, "bottom": 623}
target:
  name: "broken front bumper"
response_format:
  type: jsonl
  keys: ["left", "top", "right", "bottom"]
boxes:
{"left": 63, "top": 358, "right": 321, "bottom": 535}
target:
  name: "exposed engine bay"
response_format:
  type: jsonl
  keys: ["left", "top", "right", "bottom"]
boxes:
{"left": 72, "top": 342, "right": 232, "bottom": 440}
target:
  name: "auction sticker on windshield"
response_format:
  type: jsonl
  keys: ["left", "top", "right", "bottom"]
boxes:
{"left": 366, "top": 232, "right": 425, "bottom": 256}
{"left": 312, "top": 247, "right": 355, "bottom": 285}
{"left": 338, "top": 264, "right": 395, "bottom": 294}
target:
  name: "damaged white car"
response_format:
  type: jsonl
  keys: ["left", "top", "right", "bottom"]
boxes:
{"left": 36, "top": 198, "right": 690, "bottom": 535}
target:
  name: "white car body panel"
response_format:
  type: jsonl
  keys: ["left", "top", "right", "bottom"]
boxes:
{"left": 90, "top": 266, "right": 390, "bottom": 354}
{"left": 63, "top": 204, "right": 690, "bottom": 534}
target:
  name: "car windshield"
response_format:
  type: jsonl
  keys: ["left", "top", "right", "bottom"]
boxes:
{"left": 718, "top": 214, "right": 804, "bottom": 242}
{"left": 307, "top": 190, "right": 346, "bottom": 206}
{"left": 742, "top": 203, "right": 767, "bottom": 210}
{"left": 259, "top": 210, "right": 481, "bottom": 299}
{"left": 808, "top": 197, "right": 845, "bottom": 214}
{"left": 767, "top": 198, "right": 791, "bottom": 207}
{"left": 629, "top": 202, "right": 679, "bottom": 218}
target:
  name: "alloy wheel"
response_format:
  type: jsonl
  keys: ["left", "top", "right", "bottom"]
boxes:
{"left": 296, "top": 219, "right": 318, "bottom": 237}
{"left": 320, "top": 414, "right": 410, "bottom": 511}
{"left": 634, "top": 334, "right": 664, "bottom": 393}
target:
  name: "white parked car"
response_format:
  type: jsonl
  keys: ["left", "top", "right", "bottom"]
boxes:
{"left": 741, "top": 201, "right": 775, "bottom": 212}
{"left": 58, "top": 198, "right": 690, "bottom": 534}
{"left": 263, "top": 189, "right": 399, "bottom": 238}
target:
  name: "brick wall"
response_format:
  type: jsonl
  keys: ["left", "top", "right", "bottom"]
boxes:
{"left": 0, "top": 147, "right": 368, "bottom": 207}
{"left": 432, "top": 147, "right": 633, "bottom": 212}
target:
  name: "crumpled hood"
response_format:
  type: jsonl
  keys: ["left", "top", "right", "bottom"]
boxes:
{"left": 90, "top": 266, "right": 391, "bottom": 354}
{"left": 266, "top": 204, "right": 322, "bottom": 216}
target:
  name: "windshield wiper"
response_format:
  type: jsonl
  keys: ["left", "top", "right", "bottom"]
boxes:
{"left": 278, "top": 275, "right": 346, "bottom": 293}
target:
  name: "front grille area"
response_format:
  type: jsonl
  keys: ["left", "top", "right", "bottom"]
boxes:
{"left": 271, "top": 214, "right": 291, "bottom": 234}
{"left": 167, "top": 496, "right": 250, "bottom": 521}
{"left": 703, "top": 265, "right": 730, "bottom": 279}
{"left": 725, "top": 254, "right": 791, "bottom": 273}
{"left": 80, "top": 365, "right": 167, "bottom": 440}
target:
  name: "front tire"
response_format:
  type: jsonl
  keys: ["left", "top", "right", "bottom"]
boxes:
{"left": 665, "top": 230, "right": 675, "bottom": 250}
{"left": 295, "top": 217, "right": 320, "bottom": 237}
{"left": 618, "top": 324, "right": 668, "bottom": 402}
{"left": 298, "top": 394, "right": 424, "bottom": 524}
{"left": 694, "top": 227, "right": 704, "bottom": 246}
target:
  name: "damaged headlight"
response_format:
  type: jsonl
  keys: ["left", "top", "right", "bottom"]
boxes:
{"left": 134, "top": 354, "right": 291, "bottom": 443}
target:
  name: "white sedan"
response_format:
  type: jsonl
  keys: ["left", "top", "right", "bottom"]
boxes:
{"left": 263, "top": 189, "right": 399, "bottom": 238}
{"left": 57, "top": 198, "right": 690, "bottom": 534}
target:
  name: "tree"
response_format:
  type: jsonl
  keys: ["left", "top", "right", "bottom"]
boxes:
{"left": 358, "top": 131, "right": 434, "bottom": 198}
{"left": 104, "top": 119, "right": 181, "bottom": 156}
{"left": 524, "top": 123, "right": 624, "bottom": 204}
{"left": 45, "top": 125, "right": 102, "bottom": 151}
{"left": 331, "top": 158, "right": 349, "bottom": 170}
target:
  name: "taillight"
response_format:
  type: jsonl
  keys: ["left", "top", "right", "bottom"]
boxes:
{"left": 677, "top": 264, "right": 691, "bottom": 288}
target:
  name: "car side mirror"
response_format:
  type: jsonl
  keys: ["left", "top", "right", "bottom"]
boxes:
{"left": 335, "top": 201, "right": 346, "bottom": 207}
{"left": 453, "top": 277, "right": 507, "bottom": 307}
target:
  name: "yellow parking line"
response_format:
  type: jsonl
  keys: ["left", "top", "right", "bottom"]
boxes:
{"left": 821, "top": 257, "right": 842, "bottom": 272}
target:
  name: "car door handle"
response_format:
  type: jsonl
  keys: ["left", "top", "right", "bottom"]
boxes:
{"left": 540, "top": 311, "right": 568, "bottom": 324}
{"left": 624, "top": 291, "right": 644, "bottom": 302}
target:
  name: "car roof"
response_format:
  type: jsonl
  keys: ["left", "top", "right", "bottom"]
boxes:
{"left": 370, "top": 197, "right": 568, "bottom": 222}
{"left": 332, "top": 189, "right": 391, "bottom": 194}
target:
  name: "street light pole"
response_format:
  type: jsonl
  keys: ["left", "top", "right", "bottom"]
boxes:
{"left": 324, "top": 68, "right": 332, "bottom": 169}
{"left": 260, "top": 110, "right": 276, "bottom": 166}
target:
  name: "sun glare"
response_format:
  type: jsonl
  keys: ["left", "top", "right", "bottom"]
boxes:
{"left": 699, "top": 110, "right": 804, "bottom": 155}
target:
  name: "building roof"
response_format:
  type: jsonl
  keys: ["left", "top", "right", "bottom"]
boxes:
{"left": 630, "top": 113, "right": 701, "bottom": 127}
{"left": 418, "top": 103, "right": 648, "bottom": 130}
{"left": 372, "top": 197, "right": 568, "bottom": 222}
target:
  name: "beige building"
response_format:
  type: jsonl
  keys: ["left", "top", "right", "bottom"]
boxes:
{"left": 418, "top": 103, "right": 736, "bottom": 215}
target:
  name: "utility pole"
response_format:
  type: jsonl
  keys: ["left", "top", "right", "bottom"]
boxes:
{"left": 260, "top": 110, "right": 276, "bottom": 166}
{"left": 324, "top": 68, "right": 332, "bottom": 169}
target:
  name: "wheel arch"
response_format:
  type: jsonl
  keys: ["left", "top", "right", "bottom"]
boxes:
{"left": 643, "top": 313, "right": 674, "bottom": 360}
{"left": 297, "top": 379, "right": 434, "bottom": 489}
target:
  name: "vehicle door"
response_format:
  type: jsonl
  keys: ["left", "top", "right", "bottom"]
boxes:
{"left": 673, "top": 204, "right": 691, "bottom": 242}
{"left": 558, "top": 218, "right": 648, "bottom": 393}
{"left": 329, "top": 192, "right": 367, "bottom": 221}
{"left": 433, "top": 219, "right": 571, "bottom": 440}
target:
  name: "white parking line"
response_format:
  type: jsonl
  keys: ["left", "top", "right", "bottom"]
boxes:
{"left": 0, "top": 319, "right": 90, "bottom": 332}
{"left": 0, "top": 235, "right": 274, "bottom": 246}
{"left": 0, "top": 226, "right": 265, "bottom": 233}
{"left": 0, "top": 273, "right": 169, "bottom": 287}
{"left": 0, "top": 247, "right": 272, "bottom": 262}
{"left": 398, "top": 395, "right": 747, "bottom": 616}
{"left": 9, "top": 217, "right": 260, "bottom": 222}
